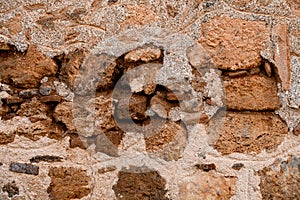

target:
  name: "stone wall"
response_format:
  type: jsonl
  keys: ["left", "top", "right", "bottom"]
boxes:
{"left": 0, "top": 0, "right": 300, "bottom": 199}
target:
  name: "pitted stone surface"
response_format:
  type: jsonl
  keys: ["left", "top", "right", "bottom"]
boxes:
{"left": 199, "top": 16, "right": 270, "bottom": 70}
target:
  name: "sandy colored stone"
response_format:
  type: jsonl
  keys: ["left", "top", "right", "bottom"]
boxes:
{"left": 15, "top": 118, "right": 52, "bottom": 141}
{"left": 53, "top": 101, "right": 76, "bottom": 131}
{"left": 294, "top": 123, "right": 300, "bottom": 136}
{"left": 2, "top": 181, "right": 19, "bottom": 198}
{"left": 179, "top": 171, "right": 236, "bottom": 199}
{"left": 17, "top": 97, "right": 50, "bottom": 117}
{"left": 113, "top": 167, "right": 169, "bottom": 200}
{"left": 0, "top": 104, "right": 10, "bottom": 117}
{"left": 47, "top": 167, "right": 91, "bottom": 200}
{"left": 73, "top": 94, "right": 125, "bottom": 147}
{"left": 199, "top": 16, "right": 269, "bottom": 70}
{"left": 9, "top": 163, "right": 39, "bottom": 176}
{"left": 116, "top": 93, "right": 148, "bottom": 121}
{"left": 210, "top": 111, "right": 288, "bottom": 155}
{"left": 121, "top": 5, "right": 158, "bottom": 27}
{"left": 123, "top": 63, "right": 162, "bottom": 95}
{"left": 0, "top": 45, "right": 58, "bottom": 88}
{"left": 149, "top": 125, "right": 188, "bottom": 161}
{"left": 186, "top": 42, "right": 214, "bottom": 69}
{"left": 58, "top": 49, "right": 87, "bottom": 89}
{"left": 94, "top": 95, "right": 119, "bottom": 132}
{"left": 124, "top": 45, "right": 162, "bottom": 62}
{"left": 257, "top": 156, "right": 300, "bottom": 200}
{"left": 224, "top": 74, "right": 280, "bottom": 111}
{"left": 272, "top": 23, "right": 291, "bottom": 91}
{"left": 45, "top": 122, "right": 66, "bottom": 140}
{"left": 190, "top": 68, "right": 207, "bottom": 93}
{"left": 150, "top": 94, "right": 175, "bottom": 119}
{"left": 93, "top": 133, "right": 119, "bottom": 157}
{"left": 145, "top": 121, "right": 187, "bottom": 160}
{"left": 287, "top": 0, "right": 300, "bottom": 17}
{"left": 0, "top": 132, "right": 15, "bottom": 145}
{"left": 0, "top": 14, "right": 22, "bottom": 35}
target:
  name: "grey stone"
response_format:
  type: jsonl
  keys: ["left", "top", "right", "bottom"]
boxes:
{"left": 9, "top": 163, "right": 39, "bottom": 175}
{"left": 19, "top": 89, "right": 38, "bottom": 98}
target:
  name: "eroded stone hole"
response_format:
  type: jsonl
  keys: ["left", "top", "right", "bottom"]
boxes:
{"left": 115, "top": 84, "right": 180, "bottom": 126}
{"left": 70, "top": 44, "right": 190, "bottom": 159}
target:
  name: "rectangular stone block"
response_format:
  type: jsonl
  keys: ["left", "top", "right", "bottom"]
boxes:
{"left": 224, "top": 74, "right": 280, "bottom": 111}
{"left": 9, "top": 162, "right": 39, "bottom": 175}
{"left": 209, "top": 111, "right": 288, "bottom": 155}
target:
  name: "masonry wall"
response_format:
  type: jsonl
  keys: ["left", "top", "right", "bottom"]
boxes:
{"left": 0, "top": 0, "right": 300, "bottom": 199}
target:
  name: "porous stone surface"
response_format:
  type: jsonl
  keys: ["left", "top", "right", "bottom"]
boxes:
{"left": 210, "top": 111, "right": 288, "bottom": 155}
{"left": 272, "top": 23, "right": 291, "bottom": 91}
{"left": 9, "top": 163, "right": 39, "bottom": 175}
{"left": 113, "top": 167, "right": 169, "bottom": 200}
{"left": 199, "top": 16, "right": 270, "bottom": 70}
{"left": 2, "top": 181, "right": 19, "bottom": 198}
{"left": 47, "top": 167, "right": 91, "bottom": 200}
{"left": 257, "top": 156, "right": 300, "bottom": 200}
{"left": 224, "top": 74, "right": 280, "bottom": 111}
{"left": 0, "top": 45, "right": 58, "bottom": 88}
{"left": 0, "top": 0, "right": 299, "bottom": 199}
{"left": 179, "top": 171, "right": 237, "bottom": 199}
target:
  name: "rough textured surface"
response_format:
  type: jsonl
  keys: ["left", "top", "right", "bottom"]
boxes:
{"left": 124, "top": 44, "right": 162, "bottom": 63}
{"left": 179, "top": 171, "right": 237, "bottom": 199}
{"left": 53, "top": 101, "right": 76, "bottom": 131}
{"left": 47, "top": 167, "right": 91, "bottom": 200}
{"left": 272, "top": 23, "right": 291, "bottom": 91}
{"left": 257, "top": 156, "right": 300, "bottom": 200}
{"left": 199, "top": 16, "right": 270, "bottom": 70}
{"left": 113, "top": 168, "right": 169, "bottom": 200}
{"left": 0, "top": 46, "right": 58, "bottom": 88}
{"left": 211, "top": 111, "right": 288, "bottom": 155}
{"left": 0, "top": 0, "right": 299, "bottom": 199}
{"left": 224, "top": 74, "right": 280, "bottom": 111}
{"left": 9, "top": 163, "right": 39, "bottom": 175}
{"left": 2, "top": 181, "right": 19, "bottom": 198}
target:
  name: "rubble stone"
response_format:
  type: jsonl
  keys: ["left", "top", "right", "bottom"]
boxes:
{"left": 53, "top": 101, "right": 76, "bottom": 131}
{"left": 0, "top": 45, "right": 58, "bottom": 88}
{"left": 258, "top": 156, "right": 300, "bottom": 199}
